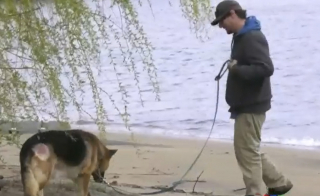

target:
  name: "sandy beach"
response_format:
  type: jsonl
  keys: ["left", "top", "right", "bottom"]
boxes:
{"left": 0, "top": 131, "right": 319, "bottom": 196}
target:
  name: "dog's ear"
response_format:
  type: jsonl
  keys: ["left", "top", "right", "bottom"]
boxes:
{"left": 109, "top": 149, "right": 118, "bottom": 157}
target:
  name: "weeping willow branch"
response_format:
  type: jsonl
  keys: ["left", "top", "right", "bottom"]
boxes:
{"left": 0, "top": 6, "right": 41, "bottom": 17}
{"left": 0, "top": 0, "right": 214, "bottom": 157}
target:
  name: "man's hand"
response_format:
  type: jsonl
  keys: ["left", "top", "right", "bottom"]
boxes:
{"left": 228, "top": 59, "right": 237, "bottom": 70}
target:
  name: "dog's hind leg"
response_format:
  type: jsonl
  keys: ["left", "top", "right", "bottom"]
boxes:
{"left": 24, "top": 143, "right": 54, "bottom": 196}
{"left": 37, "top": 189, "right": 44, "bottom": 196}
{"left": 21, "top": 170, "right": 40, "bottom": 196}
{"left": 22, "top": 170, "right": 46, "bottom": 196}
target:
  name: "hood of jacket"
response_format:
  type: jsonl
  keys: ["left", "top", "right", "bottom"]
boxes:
{"left": 235, "top": 16, "right": 261, "bottom": 36}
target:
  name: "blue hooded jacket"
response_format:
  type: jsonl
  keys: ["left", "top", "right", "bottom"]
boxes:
{"left": 227, "top": 15, "right": 274, "bottom": 117}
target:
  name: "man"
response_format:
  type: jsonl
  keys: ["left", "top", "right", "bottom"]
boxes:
{"left": 211, "top": 1, "right": 293, "bottom": 196}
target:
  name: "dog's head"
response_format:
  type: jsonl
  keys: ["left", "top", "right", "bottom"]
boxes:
{"left": 92, "top": 148, "right": 118, "bottom": 183}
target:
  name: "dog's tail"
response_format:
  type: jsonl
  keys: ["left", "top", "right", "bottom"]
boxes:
{"left": 21, "top": 143, "right": 53, "bottom": 196}
{"left": 32, "top": 143, "right": 51, "bottom": 161}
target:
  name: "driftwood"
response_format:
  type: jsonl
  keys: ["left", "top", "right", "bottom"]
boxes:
{"left": 192, "top": 170, "right": 204, "bottom": 193}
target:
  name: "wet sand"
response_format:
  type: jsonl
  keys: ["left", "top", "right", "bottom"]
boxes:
{"left": 0, "top": 132, "right": 319, "bottom": 196}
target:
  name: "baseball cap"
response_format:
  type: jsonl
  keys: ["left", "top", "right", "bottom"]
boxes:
{"left": 211, "top": 0, "right": 243, "bottom": 26}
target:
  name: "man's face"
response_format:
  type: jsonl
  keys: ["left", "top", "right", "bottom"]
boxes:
{"left": 218, "top": 10, "right": 236, "bottom": 34}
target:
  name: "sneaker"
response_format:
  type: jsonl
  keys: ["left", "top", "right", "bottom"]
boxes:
{"left": 267, "top": 180, "right": 293, "bottom": 195}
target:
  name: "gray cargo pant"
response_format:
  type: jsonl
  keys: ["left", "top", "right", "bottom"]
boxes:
{"left": 234, "top": 113, "right": 287, "bottom": 196}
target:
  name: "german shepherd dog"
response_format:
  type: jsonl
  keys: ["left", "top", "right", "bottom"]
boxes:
{"left": 19, "top": 129, "right": 118, "bottom": 196}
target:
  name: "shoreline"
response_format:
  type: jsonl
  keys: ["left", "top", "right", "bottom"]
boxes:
{"left": 1, "top": 120, "right": 319, "bottom": 151}
{"left": 101, "top": 130, "right": 320, "bottom": 152}
{"left": 72, "top": 123, "right": 320, "bottom": 151}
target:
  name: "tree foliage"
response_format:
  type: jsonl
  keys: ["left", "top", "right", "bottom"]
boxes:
{"left": 0, "top": 0, "right": 214, "bottom": 153}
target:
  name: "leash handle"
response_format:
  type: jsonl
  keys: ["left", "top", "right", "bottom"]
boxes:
{"left": 215, "top": 60, "right": 230, "bottom": 81}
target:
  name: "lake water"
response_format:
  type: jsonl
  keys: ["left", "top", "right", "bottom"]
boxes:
{"left": 63, "top": 0, "right": 320, "bottom": 149}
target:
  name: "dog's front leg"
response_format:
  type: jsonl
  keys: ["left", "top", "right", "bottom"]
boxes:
{"left": 81, "top": 174, "right": 91, "bottom": 196}
{"left": 74, "top": 174, "right": 91, "bottom": 196}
